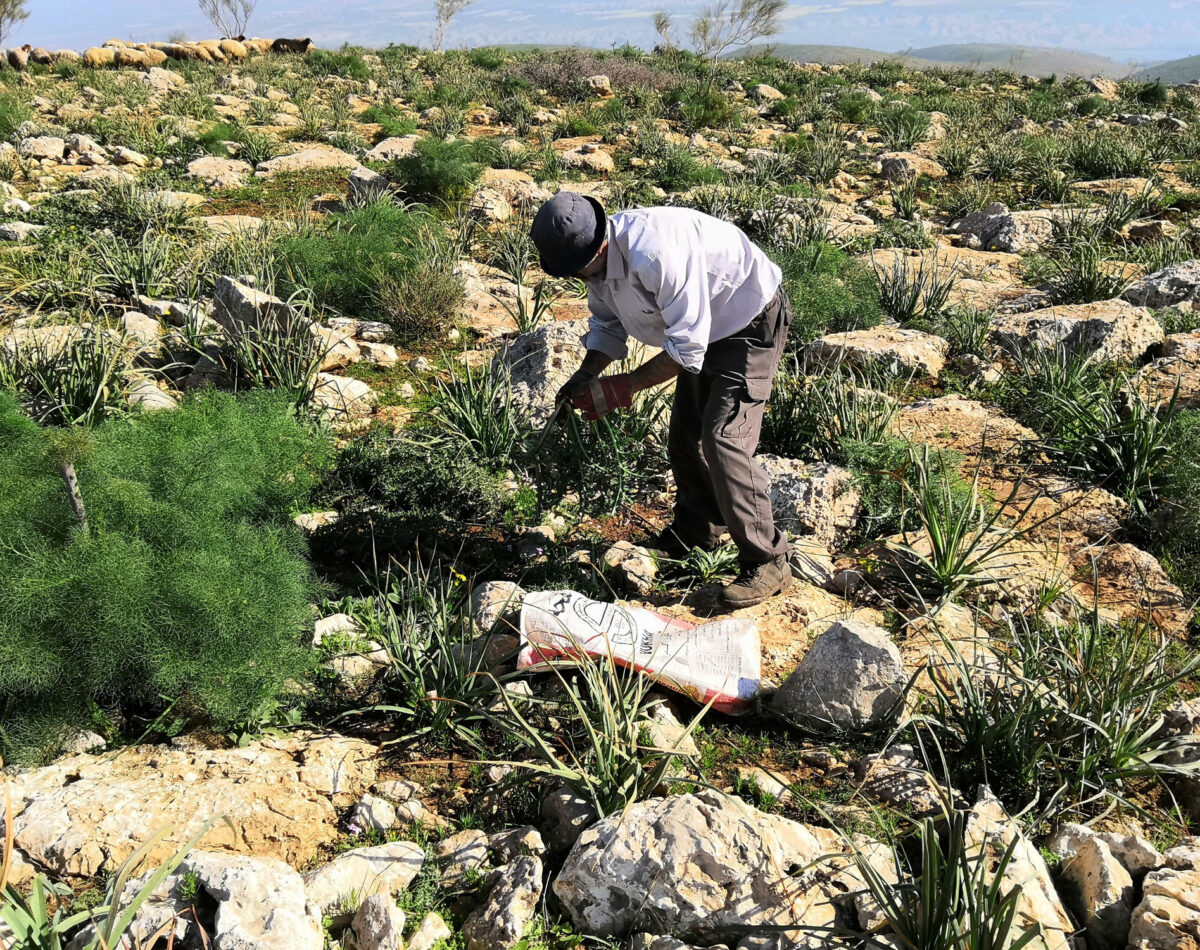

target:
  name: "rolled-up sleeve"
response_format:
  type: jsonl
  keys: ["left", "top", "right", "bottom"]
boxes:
{"left": 647, "top": 250, "right": 710, "bottom": 373}
{"left": 583, "top": 293, "right": 629, "bottom": 361}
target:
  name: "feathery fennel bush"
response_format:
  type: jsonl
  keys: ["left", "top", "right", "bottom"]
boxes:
{"left": 0, "top": 390, "right": 332, "bottom": 763}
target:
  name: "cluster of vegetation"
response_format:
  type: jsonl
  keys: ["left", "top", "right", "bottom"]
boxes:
{"left": 3, "top": 29, "right": 1200, "bottom": 950}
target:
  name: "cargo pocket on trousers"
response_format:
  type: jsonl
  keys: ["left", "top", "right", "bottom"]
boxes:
{"left": 718, "top": 376, "right": 772, "bottom": 442}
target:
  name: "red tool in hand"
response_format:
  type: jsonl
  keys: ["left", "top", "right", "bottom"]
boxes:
{"left": 572, "top": 375, "right": 634, "bottom": 420}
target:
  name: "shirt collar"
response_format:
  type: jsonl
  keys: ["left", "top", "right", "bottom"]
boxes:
{"left": 604, "top": 219, "right": 628, "bottom": 283}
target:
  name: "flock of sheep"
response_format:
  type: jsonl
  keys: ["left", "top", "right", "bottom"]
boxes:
{"left": 3, "top": 36, "right": 316, "bottom": 71}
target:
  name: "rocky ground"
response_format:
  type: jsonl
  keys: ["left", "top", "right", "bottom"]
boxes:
{"left": 1, "top": 37, "right": 1200, "bottom": 950}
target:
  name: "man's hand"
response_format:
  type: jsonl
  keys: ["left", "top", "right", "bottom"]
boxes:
{"left": 572, "top": 374, "right": 634, "bottom": 420}
{"left": 555, "top": 368, "right": 596, "bottom": 408}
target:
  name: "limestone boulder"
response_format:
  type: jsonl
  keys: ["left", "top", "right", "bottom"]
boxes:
{"left": 9, "top": 732, "right": 375, "bottom": 879}
{"left": 313, "top": 372, "right": 377, "bottom": 427}
{"left": 772, "top": 620, "right": 905, "bottom": 733}
{"left": 1127, "top": 840, "right": 1200, "bottom": 949}
{"left": 463, "top": 855, "right": 543, "bottom": 950}
{"left": 491, "top": 317, "right": 587, "bottom": 424}
{"left": 552, "top": 789, "right": 887, "bottom": 941}
{"left": 601, "top": 540, "right": 657, "bottom": 594}
{"left": 1062, "top": 836, "right": 1135, "bottom": 950}
{"left": 256, "top": 145, "right": 360, "bottom": 177}
{"left": 878, "top": 151, "right": 947, "bottom": 180}
{"left": 187, "top": 154, "right": 253, "bottom": 189}
{"left": 989, "top": 299, "right": 1163, "bottom": 363}
{"left": 1123, "top": 259, "right": 1200, "bottom": 309}
{"left": 758, "top": 456, "right": 862, "bottom": 548}
{"left": 77, "top": 851, "right": 323, "bottom": 950}
{"left": 212, "top": 275, "right": 295, "bottom": 333}
{"left": 303, "top": 841, "right": 425, "bottom": 919}
{"left": 348, "top": 164, "right": 391, "bottom": 203}
{"left": 965, "top": 788, "right": 1078, "bottom": 950}
{"left": 807, "top": 326, "right": 949, "bottom": 380}
{"left": 364, "top": 135, "right": 421, "bottom": 162}
{"left": 560, "top": 144, "right": 615, "bottom": 175}
{"left": 20, "top": 135, "right": 65, "bottom": 161}
{"left": 347, "top": 894, "right": 405, "bottom": 950}
{"left": 471, "top": 580, "right": 526, "bottom": 634}
{"left": 949, "top": 202, "right": 1062, "bottom": 253}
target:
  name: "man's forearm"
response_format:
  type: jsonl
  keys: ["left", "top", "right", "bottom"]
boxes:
{"left": 580, "top": 350, "right": 615, "bottom": 376}
{"left": 629, "top": 351, "right": 683, "bottom": 393}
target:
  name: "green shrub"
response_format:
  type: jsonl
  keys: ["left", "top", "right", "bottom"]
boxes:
{"left": 468, "top": 47, "right": 506, "bottom": 70}
{"left": 647, "top": 144, "right": 725, "bottom": 192}
{"left": 274, "top": 200, "right": 425, "bottom": 317}
{"left": 1149, "top": 410, "right": 1200, "bottom": 600}
{"left": 391, "top": 136, "right": 482, "bottom": 205}
{"left": 0, "top": 391, "right": 330, "bottom": 762}
{"left": 664, "top": 84, "right": 733, "bottom": 130}
{"left": 835, "top": 91, "right": 877, "bottom": 124}
{"left": 374, "top": 251, "right": 465, "bottom": 342}
{"left": 359, "top": 103, "right": 417, "bottom": 139}
{"left": 1136, "top": 81, "right": 1169, "bottom": 108}
{"left": 1076, "top": 95, "right": 1110, "bottom": 117}
{"left": 310, "top": 437, "right": 509, "bottom": 572}
{"left": 773, "top": 244, "right": 883, "bottom": 346}
{"left": 306, "top": 49, "right": 371, "bottom": 81}
{"left": 879, "top": 107, "right": 931, "bottom": 150}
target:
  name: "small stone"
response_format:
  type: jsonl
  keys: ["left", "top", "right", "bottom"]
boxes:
{"left": 408, "top": 912, "right": 453, "bottom": 950}
{"left": 489, "top": 826, "right": 546, "bottom": 864}
{"left": 348, "top": 894, "right": 405, "bottom": 950}
{"left": 303, "top": 841, "right": 425, "bottom": 920}
{"left": 471, "top": 581, "right": 527, "bottom": 633}
{"left": 351, "top": 793, "right": 398, "bottom": 833}
{"left": 434, "top": 829, "right": 490, "bottom": 885}
{"left": 541, "top": 786, "right": 598, "bottom": 855}
{"left": 601, "top": 540, "right": 657, "bottom": 594}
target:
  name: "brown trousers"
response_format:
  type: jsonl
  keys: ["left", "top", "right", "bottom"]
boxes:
{"left": 668, "top": 288, "right": 792, "bottom": 564}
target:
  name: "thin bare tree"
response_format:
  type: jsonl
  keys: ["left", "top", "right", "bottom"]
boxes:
{"left": 653, "top": 11, "right": 675, "bottom": 50}
{"left": 198, "top": 0, "right": 257, "bottom": 38}
{"left": 431, "top": 0, "right": 473, "bottom": 51}
{"left": 690, "top": 0, "right": 785, "bottom": 93}
{"left": 0, "top": 0, "right": 29, "bottom": 50}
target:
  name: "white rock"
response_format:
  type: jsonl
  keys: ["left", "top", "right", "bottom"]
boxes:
{"left": 808, "top": 326, "right": 949, "bottom": 380}
{"left": 20, "top": 135, "right": 64, "bottom": 160}
{"left": 364, "top": 135, "right": 421, "bottom": 163}
{"left": 351, "top": 793, "right": 398, "bottom": 833}
{"left": 1062, "top": 836, "right": 1135, "bottom": 950}
{"left": 349, "top": 165, "right": 391, "bottom": 203}
{"left": 772, "top": 620, "right": 905, "bottom": 733}
{"left": 348, "top": 894, "right": 405, "bottom": 950}
{"left": 552, "top": 790, "right": 887, "bottom": 940}
{"left": 303, "top": 841, "right": 425, "bottom": 919}
{"left": 1127, "top": 839, "right": 1200, "bottom": 949}
{"left": 471, "top": 581, "right": 526, "bottom": 633}
{"left": 1124, "top": 259, "right": 1200, "bottom": 309}
{"left": 0, "top": 221, "right": 47, "bottom": 241}
{"left": 990, "top": 299, "right": 1164, "bottom": 364}
{"left": 187, "top": 155, "right": 253, "bottom": 190}
{"left": 463, "top": 855, "right": 543, "bottom": 950}
{"left": 758, "top": 456, "right": 862, "bottom": 548}
{"left": 408, "top": 912, "right": 454, "bottom": 950}
{"left": 256, "top": 146, "right": 360, "bottom": 177}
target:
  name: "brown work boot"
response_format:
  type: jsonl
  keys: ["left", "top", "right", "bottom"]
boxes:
{"left": 722, "top": 555, "right": 793, "bottom": 608}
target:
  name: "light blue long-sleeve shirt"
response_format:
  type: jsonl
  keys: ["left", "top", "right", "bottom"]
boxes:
{"left": 582, "top": 207, "right": 782, "bottom": 373}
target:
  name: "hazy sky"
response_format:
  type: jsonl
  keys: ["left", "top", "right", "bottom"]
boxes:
{"left": 12, "top": 0, "right": 1200, "bottom": 66}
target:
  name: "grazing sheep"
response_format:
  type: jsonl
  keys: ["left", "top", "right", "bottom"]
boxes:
{"left": 102, "top": 38, "right": 129, "bottom": 48}
{"left": 83, "top": 46, "right": 116, "bottom": 67}
{"left": 185, "top": 44, "right": 216, "bottom": 63}
{"left": 159, "top": 44, "right": 189, "bottom": 60}
{"left": 29, "top": 47, "right": 54, "bottom": 66}
{"left": 51, "top": 49, "right": 80, "bottom": 63}
{"left": 271, "top": 37, "right": 315, "bottom": 54}
{"left": 140, "top": 47, "right": 168, "bottom": 66}
{"left": 6, "top": 47, "right": 29, "bottom": 70}
{"left": 218, "top": 39, "right": 248, "bottom": 62}
{"left": 113, "top": 47, "right": 150, "bottom": 68}
{"left": 242, "top": 37, "right": 272, "bottom": 54}
{"left": 196, "top": 39, "right": 227, "bottom": 61}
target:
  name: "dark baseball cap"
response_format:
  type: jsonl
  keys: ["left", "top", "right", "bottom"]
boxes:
{"left": 530, "top": 191, "right": 607, "bottom": 277}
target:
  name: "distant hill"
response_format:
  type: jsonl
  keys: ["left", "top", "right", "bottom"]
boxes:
{"left": 907, "top": 44, "right": 1132, "bottom": 78}
{"left": 733, "top": 42, "right": 1133, "bottom": 79}
{"left": 1132, "top": 54, "right": 1200, "bottom": 84}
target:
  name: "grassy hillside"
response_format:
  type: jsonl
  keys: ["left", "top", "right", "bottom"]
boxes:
{"left": 1132, "top": 53, "right": 1200, "bottom": 84}
{"left": 735, "top": 41, "right": 1132, "bottom": 78}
